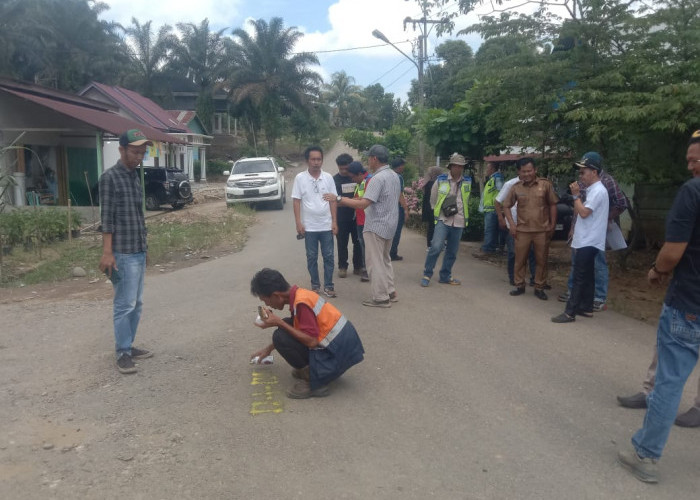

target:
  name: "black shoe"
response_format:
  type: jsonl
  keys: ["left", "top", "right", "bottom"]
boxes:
{"left": 529, "top": 279, "right": 535, "bottom": 287}
{"left": 534, "top": 289, "right": 548, "bottom": 300}
{"left": 390, "top": 255, "right": 403, "bottom": 261}
{"left": 130, "top": 347, "right": 153, "bottom": 359}
{"left": 616, "top": 392, "right": 647, "bottom": 409}
{"left": 509, "top": 279, "right": 515, "bottom": 286}
{"left": 117, "top": 354, "right": 137, "bottom": 374}
{"left": 551, "top": 312, "right": 575, "bottom": 323}
{"left": 509, "top": 287, "right": 526, "bottom": 296}
{"left": 675, "top": 406, "right": 700, "bottom": 427}
{"left": 543, "top": 284, "right": 552, "bottom": 290}
{"left": 575, "top": 310, "right": 594, "bottom": 318}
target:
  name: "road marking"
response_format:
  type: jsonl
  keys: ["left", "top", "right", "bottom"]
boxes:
{"left": 250, "top": 370, "right": 284, "bottom": 415}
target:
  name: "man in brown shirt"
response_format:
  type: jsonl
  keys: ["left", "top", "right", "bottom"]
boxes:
{"left": 503, "top": 157, "right": 558, "bottom": 299}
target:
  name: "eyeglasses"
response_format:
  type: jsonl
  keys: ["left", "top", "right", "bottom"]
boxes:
{"left": 312, "top": 179, "right": 320, "bottom": 193}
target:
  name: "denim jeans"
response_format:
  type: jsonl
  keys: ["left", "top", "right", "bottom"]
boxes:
{"left": 481, "top": 211, "right": 499, "bottom": 252}
{"left": 632, "top": 304, "right": 700, "bottom": 459}
{"left": 390, "top": 206, "right": 405, "bottom": 258}
{"left": 304, "top": 230, "right": 334, "bottom": 289}
{"left": 423, "top": 220, "right": 463, "bottom": 282}
{"left": 112, "top": 252, "right": 146, "bottom": 358}
{"left": 567, "top": 248, "right": 608, "bottom": 302}
{"left": 506, "top": 233, "right": 535, "bottom": 284}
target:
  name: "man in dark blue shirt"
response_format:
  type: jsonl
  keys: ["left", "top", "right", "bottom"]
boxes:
{"left": 618, "top": 130, "right": 700, "bottom": 483}
{"left": 99, "top": 129, "right": 153, "bottom": 374}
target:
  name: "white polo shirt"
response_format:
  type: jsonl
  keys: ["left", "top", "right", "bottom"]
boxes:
{"left": 496, "top": 177, "right": 520, "bottom": 228}
{"left": 572, "top": 180, "right": 609, "bottom": 251}
{"left": 291, "top": 170, "right": 336, "bottom": 231}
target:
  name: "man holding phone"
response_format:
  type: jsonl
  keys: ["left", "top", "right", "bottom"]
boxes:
{"left": 99, "top": 129, "right": 153, "bottom": 374}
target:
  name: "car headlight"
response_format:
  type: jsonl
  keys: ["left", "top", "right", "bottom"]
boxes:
{"left": 226, "top": 180, "right": 236, "bottom": 187}
{"left": 264, "top": 178, "right": 278, "bottom": 186}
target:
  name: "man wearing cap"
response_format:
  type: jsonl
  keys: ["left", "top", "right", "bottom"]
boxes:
{"left": 420, "top": 153, "right": 472, "bottom": 287}
{"left": 503, "top": 158, "right": 558, "bottom": 300}
{"left": 347, "top": 161, "right": 370, "bottom": 281}
{"left": 558, "top": 152, "right": 629, "bottom": 311}
{"left": 333, "top": 153, "right": 363, "bottom": 279}
{"left": 551, "top": 155, "right": 609, "bottom": 322}
{"left": 617, "top": 130, "right": 700, "bottom": 483}
{"left": 389, "top": 157, "right": 409, "bottom": 261}
{"left": 99, "top": 129, "right": 153, "bottom": 374}
{"left": 324, "top": 144, "right": 400, "bottom": 307}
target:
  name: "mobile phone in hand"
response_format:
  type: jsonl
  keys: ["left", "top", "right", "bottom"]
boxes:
{"left": 296, "top": 233, "right": 305, "bottom": 240}
{"left": 105, "top": 267, "right": 121, "bottom": 284}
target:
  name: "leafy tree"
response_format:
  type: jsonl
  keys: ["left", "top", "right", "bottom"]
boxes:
{"left": 121, "top": 18, "right": 176, "bottom": 101}
{"left": 322, "top": 71, "right": 363, "bottom": 127}
{"left": 227, "top": 17, "right": 322, "bottom": 153}
{"left": 170, "top": 19, "right": 232, "bottom": 131}
{"left": 0, "top": 0, "right": 128, "bottom": 90}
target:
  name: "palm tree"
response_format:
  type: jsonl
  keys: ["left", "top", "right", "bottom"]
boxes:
{"left": 227, "top": 17, "right": 322, "bottom": 152}
{"left": 121, "top": 18, "right": 175, "bottom": 100}
{"left": 170, "top": 19, "right": 233, "bottom": 130}
{"left": 322, "top": 71, "right": 363, "bottom": 127}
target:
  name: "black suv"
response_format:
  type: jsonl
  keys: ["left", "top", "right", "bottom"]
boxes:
{"left": 140, "top": 167, "right": 193, "bottom": 210}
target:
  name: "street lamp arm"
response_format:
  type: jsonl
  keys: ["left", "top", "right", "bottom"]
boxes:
{"left": 371, "top": 29, "right": 420, "bottom": 72}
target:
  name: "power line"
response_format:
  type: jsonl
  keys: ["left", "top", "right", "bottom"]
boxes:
{"left": 293, "top": 40, "right": 412, "bottom": 55}
{"left": 369, "top": 58, "right": 410, "bottom": 85}
{"left": 384, "top": 66, "right": 416, "bottom": 91}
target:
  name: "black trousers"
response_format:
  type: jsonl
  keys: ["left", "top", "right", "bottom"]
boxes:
{"left": 565, "top": 246, "right": 598, "bottom": 316}
{"left": 272, "top": 318, "right": 308, "bottom": 369}
{"left": 336, "top": 218, "right": 362, "bottom": 270}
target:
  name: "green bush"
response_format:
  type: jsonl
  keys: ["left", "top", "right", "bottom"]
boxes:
{"left": 0, "top": 208, "right": 82, "bottom": 248}
{"left": 462, "top": 197, "right": 484, "bottom": 241}
{"left": 207, "top": 159, "right": 231, "bottom": 177}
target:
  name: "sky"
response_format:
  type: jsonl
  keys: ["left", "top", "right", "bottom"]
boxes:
{"left": 98, "top": 0, "right": 492, "bottom": 103}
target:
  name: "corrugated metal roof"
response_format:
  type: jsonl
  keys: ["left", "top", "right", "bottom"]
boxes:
{"left": 83, "top": 82, "right": 190, "bottom": 133}
{"left": 2, "top": 87, "right": 185, "bottom": 144}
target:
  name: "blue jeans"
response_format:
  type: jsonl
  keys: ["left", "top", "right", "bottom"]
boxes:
{"left": 506, "top": 233, "right": 535, "bottom": 283}
{"left": 304, "top": 230, "right": 334, "bottom": 290}
{"left": 481, "top": 211, "right": 499, "bottom": 252}
{"left": 567, "top": 248, "right": 608, "bottom": 301}
{"left": 113, "top": 252, "right": 146, "bottom": 358}
{"left": 423, "top": 221, "right": 463, "bottom": 282}
{"left": 632, "top": 304, "right": 700, "bottom": 459}
{"left": 390, "top": 207, "right": 405, "bottom": 258}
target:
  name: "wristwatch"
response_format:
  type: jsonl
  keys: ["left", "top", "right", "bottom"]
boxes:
{"left": 336, "top": 195, "right": 342, "bottom": 202}
{"left": 572, "top": 195, "right": 580, "bottom": 201}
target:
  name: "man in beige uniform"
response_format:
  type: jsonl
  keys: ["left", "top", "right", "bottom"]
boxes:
{"left": 503, "top": 157, "right": 558, "bottom": 300}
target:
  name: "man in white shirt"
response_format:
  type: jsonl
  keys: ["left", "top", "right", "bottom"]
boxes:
{"left": 292, "top": 146, "right": 338, "bottom": 298}
{"left": 552, "top": 155, "right": 609, "bottom": 323}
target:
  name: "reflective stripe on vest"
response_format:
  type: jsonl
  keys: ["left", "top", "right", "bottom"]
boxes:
{"left": 432, "top": 176, "right": 472, "bottom": 227}
{"left": 482, "top": 175, "right": 499, "bottom": 212}
{"left": 354, "top": 178, "right": 366, "bottom": 198}
{"left": 293, "top": 288, "right": 345, "bottom": 346}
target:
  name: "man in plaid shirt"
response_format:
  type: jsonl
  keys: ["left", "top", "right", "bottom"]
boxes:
{"left": 99, "top": 129, "right": 153, "bottom": 374}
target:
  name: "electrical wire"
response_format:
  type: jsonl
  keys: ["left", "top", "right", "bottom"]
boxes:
{"left": 369, "top": 58, "right": 410, "bottom": 85}
{"left": 293, "top": 40, "right": 412, "bottom": 55}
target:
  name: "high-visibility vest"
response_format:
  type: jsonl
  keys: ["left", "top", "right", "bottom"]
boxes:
{"left": 482, "top": 172, "right": 503, "bottom": 212}
{"left": 292, "top": 288, "right": 365, "bottom": 389}
{"left": 433, "top": 174, "right": 472, "bottom": 227}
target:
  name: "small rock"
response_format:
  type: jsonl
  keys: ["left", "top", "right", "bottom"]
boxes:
{"left": 72, "top": 267, "right": 87, "bottom": 277}
{"left": 42, "top": 442, "right": 55, "bottom": 450}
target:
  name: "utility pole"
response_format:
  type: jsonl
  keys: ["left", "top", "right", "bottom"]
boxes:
{"left": 402, "top": 12, "right": 448, "bottom": 170}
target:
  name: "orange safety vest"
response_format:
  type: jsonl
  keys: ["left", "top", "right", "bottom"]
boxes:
{"left": 293, "top": 288, "right": 346, "bottom": 347}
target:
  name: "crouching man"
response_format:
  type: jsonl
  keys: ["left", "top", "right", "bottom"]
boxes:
{"left": 250, "top": 268, "right": 365, "bottom": 399}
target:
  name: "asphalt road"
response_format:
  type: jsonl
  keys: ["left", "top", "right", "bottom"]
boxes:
{"left": 1, "top": 187, "right": 699, "bottom": 499}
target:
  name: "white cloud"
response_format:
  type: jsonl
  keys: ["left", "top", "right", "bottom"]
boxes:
{"left": 99, "top": 0, "right": 245, "bottom": 30}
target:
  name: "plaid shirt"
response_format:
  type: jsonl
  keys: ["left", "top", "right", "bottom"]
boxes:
{"left": 100, "top": 160, "right": 147, "bottom": 254}
{"left": 579, "top": 172, "right": 628, "bottom": 219}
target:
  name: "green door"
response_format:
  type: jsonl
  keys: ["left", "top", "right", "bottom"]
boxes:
{"left": 66, "top": 147, "right": 98, "bottom": 206}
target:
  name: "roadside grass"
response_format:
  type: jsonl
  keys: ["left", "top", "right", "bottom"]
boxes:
{"left": 0, "top": 206, "right": 254, "bottom": 287}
